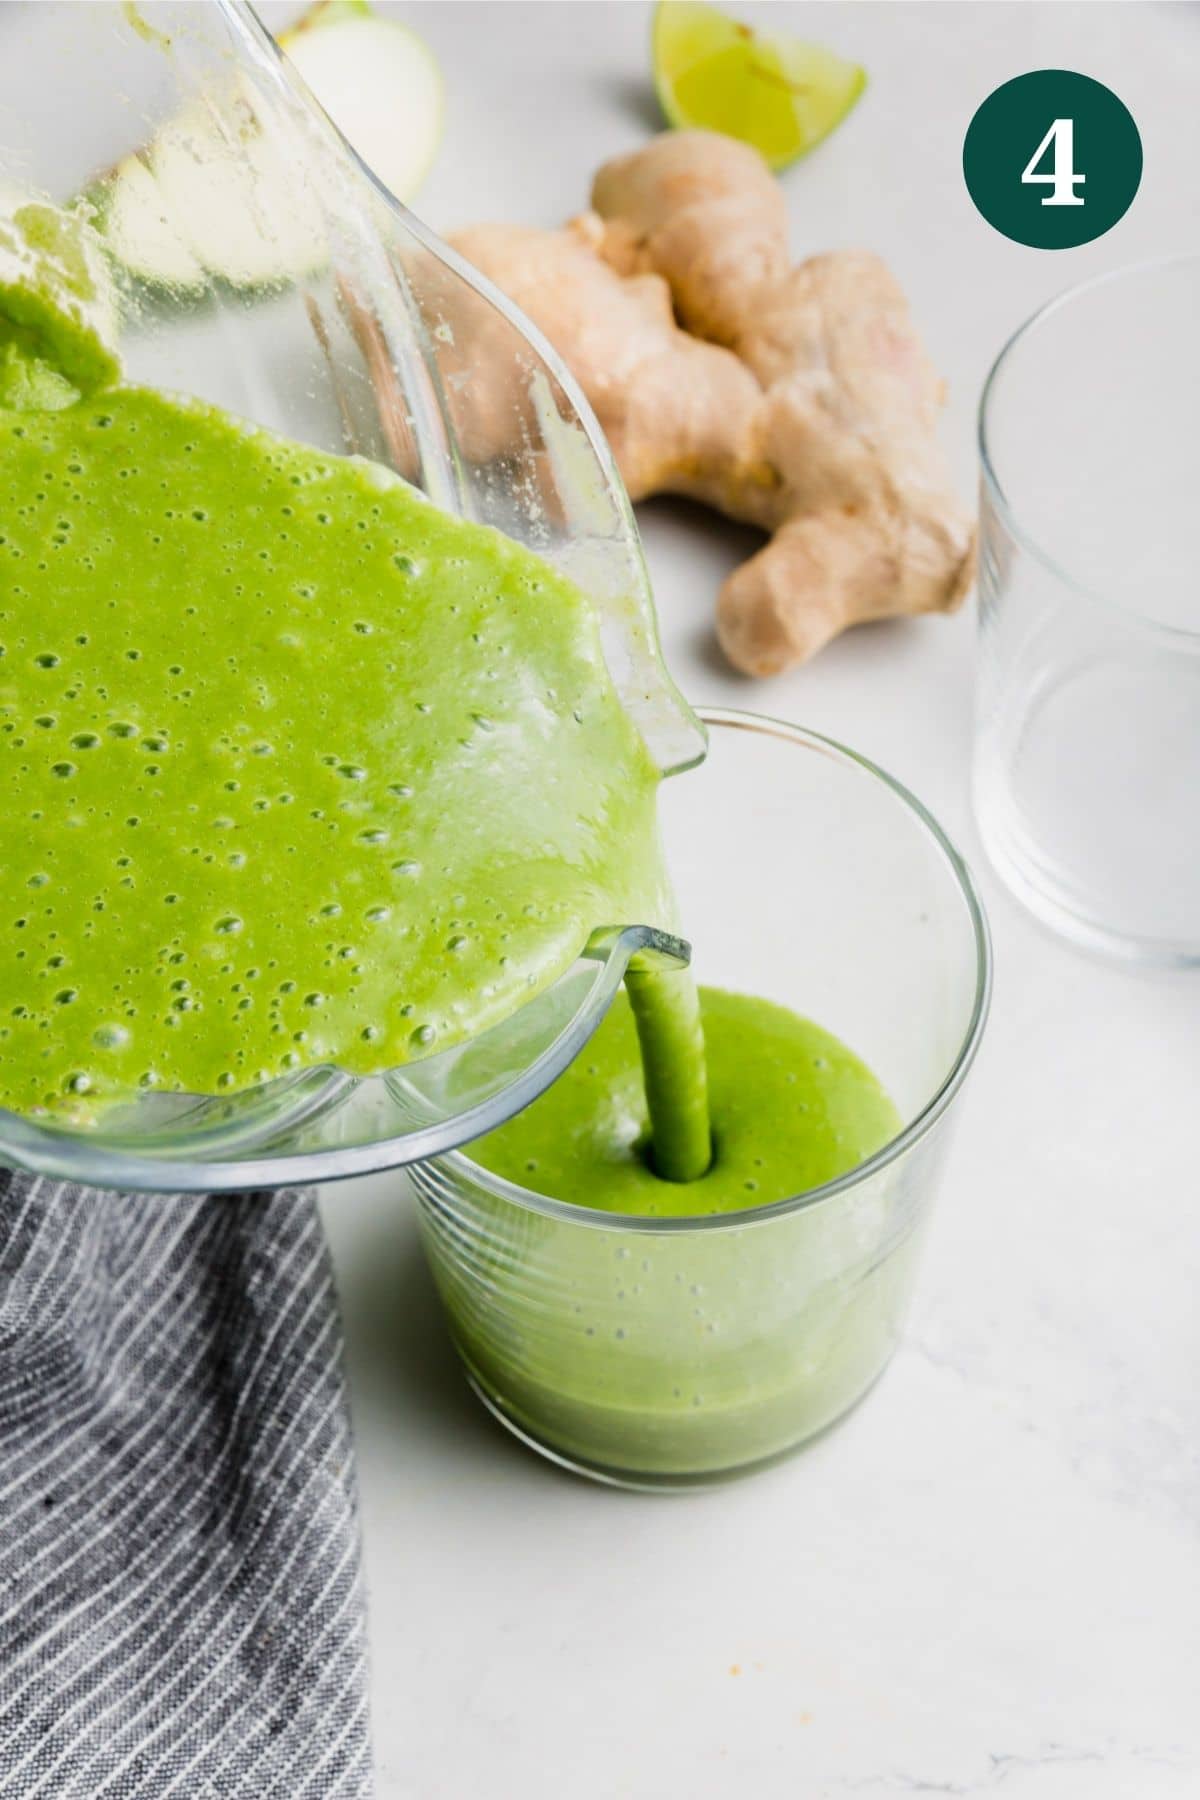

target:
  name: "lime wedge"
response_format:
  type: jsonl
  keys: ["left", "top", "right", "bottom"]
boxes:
{"left": 652, "top": 0, "right": 866, "bottom": 169}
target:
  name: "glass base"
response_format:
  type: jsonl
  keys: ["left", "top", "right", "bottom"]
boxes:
{"left": 973, "top": 753, "right": 1200, "bottom": 972}
{"left": 971, "top": 641, "right": 1200, "bottom": 969}
{"left": 461, "top": 1360, "right": 893, "bottom": 1494}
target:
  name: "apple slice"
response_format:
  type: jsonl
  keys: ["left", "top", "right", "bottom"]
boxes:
{"left": 102, "top": 152, "right": 206, "bottom": 295}
{"left": 101, "top": 4, "right": 442, "bottom": 293}
{"left": 101, "top": 78, "right": 329, "bottom": 295}
{"left": 281, "top": 9, "right": 444, "bottom": 205}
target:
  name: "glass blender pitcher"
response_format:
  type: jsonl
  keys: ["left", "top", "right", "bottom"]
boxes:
{"left": 0, "top": 0, "right": 703, "bottom": 1191}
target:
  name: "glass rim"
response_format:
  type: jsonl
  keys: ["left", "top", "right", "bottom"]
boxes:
{"left": 978, "top": 250, "right": 1200, "bottom": 647}
{"left": 436, "top": 707, "right": 993, "bottom": 1235}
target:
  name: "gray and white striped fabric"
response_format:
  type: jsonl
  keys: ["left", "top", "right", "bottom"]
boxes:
{"left": 0, "top": 1172, "right": 372, "bottom": 1798}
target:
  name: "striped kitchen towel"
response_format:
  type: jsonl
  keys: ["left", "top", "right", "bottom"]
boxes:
{"left": 0, "top": 1172, "right": 372, "bottom": 1798}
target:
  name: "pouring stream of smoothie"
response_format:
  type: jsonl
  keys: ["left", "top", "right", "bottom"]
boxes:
{"left": 624, "top": 967, "right": 712, "bottom": 1182}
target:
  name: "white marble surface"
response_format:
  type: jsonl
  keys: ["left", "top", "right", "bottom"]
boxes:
{"left": 316, "top": 5, "right": 1200, "bottom": 1794}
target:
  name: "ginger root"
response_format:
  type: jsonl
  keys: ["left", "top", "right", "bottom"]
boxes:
{"left": 452, "top": 130, "right": 974, "bottom": 675}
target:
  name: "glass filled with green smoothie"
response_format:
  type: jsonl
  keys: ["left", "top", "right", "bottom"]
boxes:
{"left": 414, "top": 711, "right": 991, "bottom": 1488}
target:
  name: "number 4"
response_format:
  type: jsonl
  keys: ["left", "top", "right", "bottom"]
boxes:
{"left": 1022, "top": 118, "right": 1085, "bottom": 207}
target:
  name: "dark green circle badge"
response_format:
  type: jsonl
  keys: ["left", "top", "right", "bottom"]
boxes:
{"left": 963, "top": 70, "right": 1142, "bottom": 249}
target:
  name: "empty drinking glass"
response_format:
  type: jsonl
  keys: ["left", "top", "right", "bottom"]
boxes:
{"left": 974, "top": 256, "right": 1200, "bottom": 967}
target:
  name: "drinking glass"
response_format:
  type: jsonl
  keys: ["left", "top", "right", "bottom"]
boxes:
{"left": 975, "top": 256, "right": 1200, "bottom": 966}
{"left": 0, "top": 0, "right": 701, "bottom": 1188}
{"left": 413, "top": 710, "right": 992, "bottom": 1489}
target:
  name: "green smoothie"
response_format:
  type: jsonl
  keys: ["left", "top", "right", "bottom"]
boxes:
{"left": 0, "top": 195, "right": 120, "bottom": 404}
{"left": 0, "top": 386, "right": 674, "bottom": 1115}
{"left": 472, "top": 985, "right": 900, "bottom": 1213}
